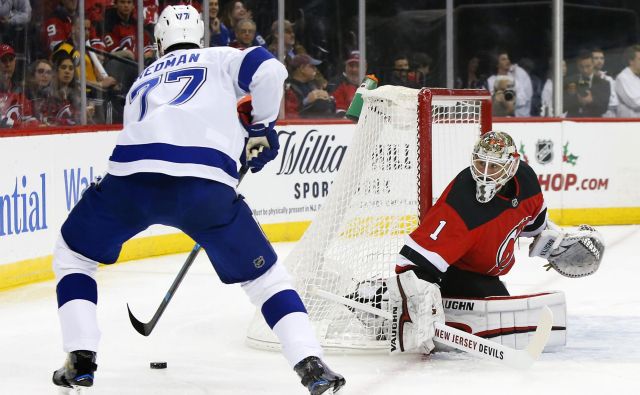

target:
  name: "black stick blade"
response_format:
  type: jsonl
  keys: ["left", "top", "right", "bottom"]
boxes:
{"left": 127, "top": 303, "right": 152, "bottom": 336}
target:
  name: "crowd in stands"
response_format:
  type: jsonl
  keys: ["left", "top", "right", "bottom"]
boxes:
{"left": 1, "top": 0, "right": 640, "bottom": 128}
{"left": 457, "top": 47, "right": 640, "bottom": 118}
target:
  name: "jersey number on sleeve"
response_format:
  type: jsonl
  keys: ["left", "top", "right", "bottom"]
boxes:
{"left": 430, "top": 220, "right": 447, "bottom": 240}
{"left": 129, "top": 67, "right": 208, "bottom": 121}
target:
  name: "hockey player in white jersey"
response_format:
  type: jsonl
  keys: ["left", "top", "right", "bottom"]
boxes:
{"left": 51, "top": 6, "right": 345, "bottom": 394}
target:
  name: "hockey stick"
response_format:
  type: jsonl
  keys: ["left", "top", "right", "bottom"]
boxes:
{"left": 312, "top": 286, "right": 553, "bottom": 369}
{"left": 127, "top": 166, "right": 250, "bottom": 336}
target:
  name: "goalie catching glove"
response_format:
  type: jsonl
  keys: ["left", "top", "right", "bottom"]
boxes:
{"left": 529, "top": 224, "right": 605, "bottom": 278}
{"left": 238, "top": 96, "right": 280, "bottom": 173}
{"left": 387, "top": 270, "right": 445, "bottom": 354}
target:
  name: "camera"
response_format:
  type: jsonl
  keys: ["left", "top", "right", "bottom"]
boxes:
{"left": 503, "top": 89, "right": 515, "bottom": 101}
{"left": 577, "top": 80, "right": 590, "bottom": 97}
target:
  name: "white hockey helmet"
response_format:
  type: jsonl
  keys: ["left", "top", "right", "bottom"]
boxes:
{"left": 154, "top": 5, "right": 204, "bottom": 57}
{"left": 470, "top": 131, "right": 520, "bottom": 203}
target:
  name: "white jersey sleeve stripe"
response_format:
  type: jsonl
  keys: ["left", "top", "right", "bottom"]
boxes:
{"left": 521, "top": 204, "right": 548, "bottom": 238}
{"left": 237, "top": 47, "right": 275, "bottom": 92}
{"left": 403, "top": 235, "right": 451, "bottom": 272}
{"left": 109, "top": 142, "right": 239, "bottom": 179}
{"left": 235, "top": 48, "right": 287, "bottom": 127}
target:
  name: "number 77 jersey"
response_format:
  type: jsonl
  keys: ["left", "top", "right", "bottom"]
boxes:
{"left": 108, "top": 46, "right": 287, "bottom": 188}
{"left": 399, "top": 161, "right": 547, "bottom": 277}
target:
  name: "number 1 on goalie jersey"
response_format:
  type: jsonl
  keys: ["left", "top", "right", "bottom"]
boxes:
{"left": 430, "top": 220, "right": 447, "bottom": 240}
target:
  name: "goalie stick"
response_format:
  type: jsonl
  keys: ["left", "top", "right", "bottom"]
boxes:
{"left": 127, "top": 166, "right": 249, "bottom": 336}
{"left": 312, "top": 286, "right": 553, "bottom": 369}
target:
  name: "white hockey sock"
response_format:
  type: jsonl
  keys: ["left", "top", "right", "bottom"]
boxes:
{"left": 272, "top": 311, "right": 323, "bottom": 368}
{"left": 58, "top": 299, "right": 101, "bottom": 352}
{"left": 53, "top": 235, "right": 101, "bottom": 352}
{"left": 242, "top": 262, "right": 323, "bottom": 367}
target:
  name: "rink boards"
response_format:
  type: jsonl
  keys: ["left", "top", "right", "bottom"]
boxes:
{"left": 0, "top": 119, "right": 639, "bottom": 290}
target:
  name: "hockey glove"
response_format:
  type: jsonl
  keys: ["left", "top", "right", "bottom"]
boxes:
{"left": 529, "top": 224, "right": 605, "bottom": 278}
{"left": 237, "top": 96, "right": 280, "bottom": 172}
{"left": 244, "top": 129, "right": 280, "bottom": 173}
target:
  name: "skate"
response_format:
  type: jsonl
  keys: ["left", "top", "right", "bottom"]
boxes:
{"left": 294, "top": 356, "right": 346, "bottom": 395}
{"left": 52, "top": 350, "right": 97, "bottom": 391}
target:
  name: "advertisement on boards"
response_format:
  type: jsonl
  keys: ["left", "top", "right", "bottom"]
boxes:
{"left": 238, "top": 124, "right": 355, "bottom": 224}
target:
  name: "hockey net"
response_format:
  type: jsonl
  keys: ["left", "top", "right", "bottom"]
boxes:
{"left": 246, "top": 86, "right": 492, "bottom": 352}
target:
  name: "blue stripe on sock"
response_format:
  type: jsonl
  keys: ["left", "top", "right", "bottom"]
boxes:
{"left": 261, "top": 289, "right": 307, "bottom": 329}
{"left": 56, "top": 273, "right": 98, "bottom": 308}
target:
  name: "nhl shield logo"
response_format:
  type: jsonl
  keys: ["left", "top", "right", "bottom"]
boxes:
{"left": 253, "top": 256, "right": 265, "bottom": 268}
{"left": 535, "top": 140, "right": 554, "bottom": 164}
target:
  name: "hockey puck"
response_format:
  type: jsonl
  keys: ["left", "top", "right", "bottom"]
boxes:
{"left": 150, "top": 362, "right": 167, "bottom": 369}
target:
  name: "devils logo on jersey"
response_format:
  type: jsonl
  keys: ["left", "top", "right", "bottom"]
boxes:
{"left": 495, "top": 215, "right": 532, "bottom": 272}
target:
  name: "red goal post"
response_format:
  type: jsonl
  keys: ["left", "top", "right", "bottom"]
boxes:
{"left": 417, "top": 88, "right": 492, "bottom": 221}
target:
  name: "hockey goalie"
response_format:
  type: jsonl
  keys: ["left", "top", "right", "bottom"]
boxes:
{"left": 350, "top": 131, "right": 605, "bottom": 355}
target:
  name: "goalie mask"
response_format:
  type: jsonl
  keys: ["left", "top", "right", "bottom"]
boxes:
{"left": 154, "top": 5, "right": 204, "bottom": 57}
{"left": 470, "top": 131, "right": 520, "bottom": 203}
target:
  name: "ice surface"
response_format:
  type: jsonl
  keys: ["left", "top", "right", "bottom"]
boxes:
{"left": 1, "top": 225, "right": 638, "bottom": 394}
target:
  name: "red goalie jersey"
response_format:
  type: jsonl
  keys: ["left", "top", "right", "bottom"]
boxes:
{"left": 398, "top": 161, "right": 547, "bottom": 277}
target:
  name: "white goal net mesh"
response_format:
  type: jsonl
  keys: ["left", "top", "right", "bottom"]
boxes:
{"left": 246, "top": 86, "right": 490, "bottom": 352}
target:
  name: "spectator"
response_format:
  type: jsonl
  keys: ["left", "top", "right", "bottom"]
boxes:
{"left": 103, "top": 0, "right": 155, "bottom": 62}
{"left": 52, "top": 17, "right": 118, "bottom": 93}
{"left": 266, "top": 19, "right": 329, "bottom": 95}
{"left": 487, "top": 50, "right": 533, "bottom": 116}
{"left": 615, "top": 44, "right": 640, "bottom": 118}
{"left": 592, "top": 48, "right": 618, "bottom": 118}
{"left": 327, "top": 50, "right": 363, "bottom": 117}
{"left": 0, "top": 0, "right": 31, "bottom": 43}
{"left": 102, "top": 0, "right": 154, "bottom": 104}
{"left": 40, "top": 51, "right": 92, "bottom": 125}
{"left": 389, "top": 53, "right": 414, "bottom": 87}
{"left": 456, "top": 56, "right": 487, "bottom": 89}
{"left": 541, "top": 59, "right": 566, "bottom": 116}
{"left": 27, "top": 59, "right": 53, "bottom": 95}
{"left": 208, "top": 0, "right": 230, "bottom": 47}
{"left": 143, "top": 0, "right": 159, "bottom": 31}
{"left": 0, "top": 43, "right": 37, "bottom": 128}
{"left": 221, "top": 1, "right": 265, "bottom": 48}
{"left": 563, "top": 50, "right": 610, "bottom": 118}
{"left": 285, "top": 54, "right": 335, "bottom": 118}
{"left": 26, "top": 59, "right": 54, "bottom": 123}
{"left": 491, "top": 76, "right": 516, "bottom": 117}
{"left": 410, "top": 52, "right": 433, "bottom": 87}
{"left": 268, "top": 19, "right": 306, "bottom": 72}
{"left": 42, "top": 0, "right": 76, "bottom": 55}
{"left": 0, "top": 43, "right": 17, "bottom": 88}
{"left": 230, "top": 18, "right": 256, "bottom": 49}
{"left": 53, "top": 17, "right": 119, "bottom": 124}
{"left": 86, "top": 0, "right": 112, "bottom": 24}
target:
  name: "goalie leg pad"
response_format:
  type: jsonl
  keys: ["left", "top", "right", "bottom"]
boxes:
{"left": 387, "top": 271, "right": 445, "bottom": 354}
{"left": 437, "top": 291, "right": 566, "bottom": 352}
